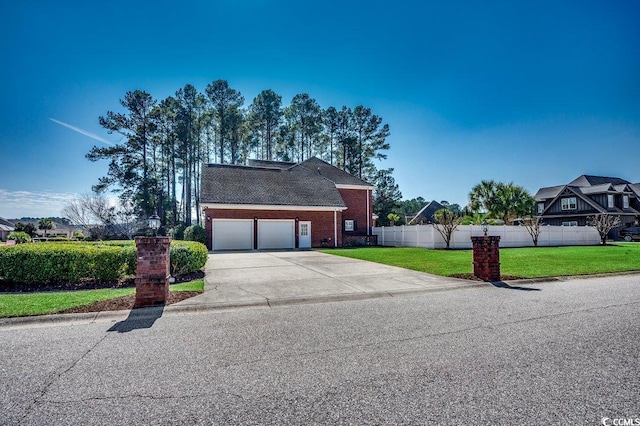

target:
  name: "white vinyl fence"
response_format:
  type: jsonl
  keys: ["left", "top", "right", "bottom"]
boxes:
{"left": 372, "top": 225, "right": 600, "bottom": 249}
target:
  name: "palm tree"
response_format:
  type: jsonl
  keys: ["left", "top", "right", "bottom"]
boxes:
{"left": 38, "top": 217, "right": 53, "bottom": 237}
{"left": 468, "top": 180, "right": 497, "bottom": 213}
{"left": 468, "top": 181, "right": 535, "bottom": 225}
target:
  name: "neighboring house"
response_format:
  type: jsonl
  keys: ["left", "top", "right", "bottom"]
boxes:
{"left": 406, "top": 200, "right": 444, "bottom": 225}
{"left": 535, "top": 175, "right": 640, "bottom": 227}
{"left": 0, "top": 217, "right": 15, "bottom": 241}
{"left": 7, "top": 219, "right": 79, "bottom": 239}
{"left": 200, "top": 157, "right": 375, "bottom": 251}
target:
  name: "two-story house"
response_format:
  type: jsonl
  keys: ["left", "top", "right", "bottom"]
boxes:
{"left": 535, "top": 175, "right": 640, "bottom": 227}
{"left": 200, "top": 157, "right": 375, "bottom": 251}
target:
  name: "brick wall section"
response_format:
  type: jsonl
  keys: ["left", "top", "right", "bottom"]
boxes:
{"left": 134, "top": 236, "right": 171, "bottom": 308}
{"left": 204, "top": 208, "right": 343, "bottom": 249}
{"left": 471, "top": 236, "right": 501, "bottom": 281}
{"left": 338, "top": 188, "right": 372, "bottom": 236}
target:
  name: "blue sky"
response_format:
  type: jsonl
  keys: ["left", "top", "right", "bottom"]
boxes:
{"left": 1, "top": 0, "right": 639, "bottom": 218}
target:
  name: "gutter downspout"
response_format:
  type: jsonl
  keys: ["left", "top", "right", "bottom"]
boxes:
{"left": 367, "top": 189, "right": 370, "bottom": 235}
{"left": 334, "top": 209, "right": 338, "bottom": 247}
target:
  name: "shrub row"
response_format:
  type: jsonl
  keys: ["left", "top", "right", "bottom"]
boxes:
{"left": 0, "top": 241, "right": 208, "bottom": 287}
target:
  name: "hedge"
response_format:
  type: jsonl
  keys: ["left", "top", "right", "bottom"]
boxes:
{"left": 0, "top": 240, "right": 208, "bottom": 287}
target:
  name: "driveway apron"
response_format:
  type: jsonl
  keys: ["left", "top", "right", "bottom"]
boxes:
{"left": 174, "top": 250, "right": 478, "bottom": 309}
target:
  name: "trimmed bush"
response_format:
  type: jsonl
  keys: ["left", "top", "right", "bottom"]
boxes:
{"left": 0, "top": 240, "right": 208, "bottom": 287}
{"left": 0, "top": 243, "right": 124, "bottom": 285}
{"left": 7, "top": 232, "right": 31, "bottom": 244}
{"left": 184, "top": 225, "right": 207, "bottom": 245}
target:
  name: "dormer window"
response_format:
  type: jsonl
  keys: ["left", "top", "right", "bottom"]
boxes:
{"left": 561, "top": 197, "right": 577, "bottom": 210}
{"left": 608, "top": 194, "right": 614, "bottom": 208}
{"left": 623, "top": 195, "right": 629, "bottom": 209}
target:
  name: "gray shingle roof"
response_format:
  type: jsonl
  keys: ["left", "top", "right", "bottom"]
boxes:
{"left": 246, "top": 159, "right": 296, "bottom": 169}
{"left": 568, "top": 175, "right": 631, "bottom": 187}
{"left": 200, "top": 163, "right": 346, "bottom": 207}
{"left": 535, "top": 185, "right": 565, "bottom": 200}
{"left": 296, "top": 157, "right": 373, "bottom": 187}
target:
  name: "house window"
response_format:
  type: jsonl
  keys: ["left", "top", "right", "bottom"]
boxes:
{"left": 623, "top": 195, "right": 629, "bottom": 209}
{"left": 608, "top": 194, "right": 614, "bottom": 208}
{"left": 562, "top": 221, "right": 578, "bottom": 227}
{"left": 537, "top": 203, "right": 544, "bottom": 214}
{"left": 300, "top": 223, "right": 309, "bottom": 236}
{"left": 561, "top": 197, "right": 577, "bottom": 210}
{"left": 344, "top": 220, "right": 354, "bottom": 232}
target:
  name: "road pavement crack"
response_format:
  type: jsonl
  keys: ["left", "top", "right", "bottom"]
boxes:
{"left": 20, "top": 334, "right": 108, "bottom": 422}
{"left": 217, "top": 299, "right": 640, "bottom": 369}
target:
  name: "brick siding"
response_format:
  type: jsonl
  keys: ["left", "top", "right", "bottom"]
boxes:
{"left": 204, "top": 208, "right": 343, "bottom": 249}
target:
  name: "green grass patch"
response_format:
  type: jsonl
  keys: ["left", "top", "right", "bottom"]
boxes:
{"left": 171, "top": 279, "right": 204, "bottom": 292}
{"left": 0, "top": 288, "right": 136, "bottom": 318}
{"left": 0, "top": 279, "right": 205, "bottom": 318}
{"left": 321, "top": 244, "right": 640, "bottom": 278}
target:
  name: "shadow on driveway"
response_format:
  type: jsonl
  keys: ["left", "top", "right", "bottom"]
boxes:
{"left": 107, "top": 306, "right": 164, "bottom": 333}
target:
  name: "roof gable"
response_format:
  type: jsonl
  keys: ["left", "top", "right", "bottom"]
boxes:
{"left": 540, "top": 186, "right": 607, "bottom": 216}
{"left": 407, "top": 201, "right": 444, "bottom": 225}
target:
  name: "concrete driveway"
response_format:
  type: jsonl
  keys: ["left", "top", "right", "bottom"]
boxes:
{"left": 175, "top": 250, "right": 480, "bottom": 309}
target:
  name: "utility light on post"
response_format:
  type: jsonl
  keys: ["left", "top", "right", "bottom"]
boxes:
{"left": 482, "top": 220, "right": 488, "bottom": 236}
{"left": 148, "top": 214, "right": 161, "bottom": 236}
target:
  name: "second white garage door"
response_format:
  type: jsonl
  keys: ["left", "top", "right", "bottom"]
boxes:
{"left": 257, "top": 220, "right": 295, "bottom": 250}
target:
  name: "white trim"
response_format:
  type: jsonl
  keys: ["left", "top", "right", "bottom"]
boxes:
{"left": 344, "top": 219, "right": 355, "bottom": 232}
{"left": 202, "top": 203, "right": 347, "bottom": 212}
{"left": 335, "top": 184, "right": 375, "bottom": 190}
{"left": 366, "top": 189, "right": 370, "bottom": 233}
{"left": 334, "top": 209, "right": 337, "bottom": 247}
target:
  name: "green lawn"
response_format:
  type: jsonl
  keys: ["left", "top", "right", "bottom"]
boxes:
{"left": 321, "top": 244, "right": 640, "bottom": 279}
{"left": 0, "top": 279, "right": 204, "bottom": 318}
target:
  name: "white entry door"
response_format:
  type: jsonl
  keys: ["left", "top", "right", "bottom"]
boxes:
{"left": 299, "top": 221, "right": 311, "bottom": 248}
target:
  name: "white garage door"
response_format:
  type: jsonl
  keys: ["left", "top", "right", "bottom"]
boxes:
{"left": 212, "top": 219, "right": 253, "bottom": 251}
{"left": 258, "top": 220, "right": 295, "bottom": 250}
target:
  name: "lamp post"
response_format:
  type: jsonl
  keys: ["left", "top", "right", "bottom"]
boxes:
{"left": 481, "top": 220, "right": 488, "bottom": 236}
{"left": 148, "top": 214, "right": 161, "bottom": 236}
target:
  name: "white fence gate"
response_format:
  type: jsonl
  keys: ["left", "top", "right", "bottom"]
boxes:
{"left": 372, "top": 225, "right": 601, "bottom": 249}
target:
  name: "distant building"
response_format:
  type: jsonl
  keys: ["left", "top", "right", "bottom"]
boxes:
{"left": 406, "top": 200, "right": 445, "bottom": 225}
{"left": 0, "top": 217, "right": 15, "bottom": 241}
{"left": 535, "top": 175, "right": 640, "bottom": 227}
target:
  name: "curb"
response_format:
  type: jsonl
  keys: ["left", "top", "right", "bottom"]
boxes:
{"left": 0, "top": 281, "right": 488, "bottom": 329}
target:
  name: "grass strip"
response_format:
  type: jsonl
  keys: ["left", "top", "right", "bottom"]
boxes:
{"left": 321, "top": 244, "right": 640, "bottom": 278}
{"left": 0, "top": 279, "right": 204, "bottom": 318}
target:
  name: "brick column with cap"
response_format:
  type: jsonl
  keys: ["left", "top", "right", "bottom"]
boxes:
{"left": 471, "top": 236, "right": 501, "bottom": 282}
{"left": 134, "top": 236, "right": 171, "bottom": 308}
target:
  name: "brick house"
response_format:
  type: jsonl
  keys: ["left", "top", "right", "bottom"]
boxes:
{"left": 200, "top": 157, "right": 375, "bottom": 251}
{"left": 535, "top": 175, "right": 640, "bottom": 227}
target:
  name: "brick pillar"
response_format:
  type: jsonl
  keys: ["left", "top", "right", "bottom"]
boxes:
{"left": 134, "top": 236, "right": 171, "bottom": 308}
{"left": 471, "top": 236, "right": 501, "bottom": 282}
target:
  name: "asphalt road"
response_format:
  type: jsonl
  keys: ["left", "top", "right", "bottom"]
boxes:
{"left": 1, "top": 274, "right": 639, "bottom": 425}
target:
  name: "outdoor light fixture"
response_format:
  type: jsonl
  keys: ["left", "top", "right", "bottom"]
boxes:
{"left": 148, "top": 214, "right": 161, "bottom": 236}
{"left": 481, "top": 220, "right": 488, "bottom": 236}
